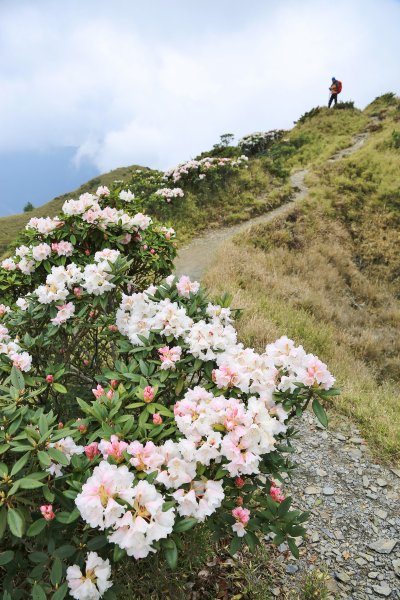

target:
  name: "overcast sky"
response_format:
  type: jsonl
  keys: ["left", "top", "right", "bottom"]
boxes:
{"left": 0, "top": 0, "right": 399, "bottom": 214}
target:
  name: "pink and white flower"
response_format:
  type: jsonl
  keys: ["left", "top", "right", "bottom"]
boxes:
{"left": 66, "top": 552, "right": 112, "bottom": 600}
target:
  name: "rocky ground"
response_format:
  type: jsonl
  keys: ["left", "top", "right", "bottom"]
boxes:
{"left": 274, "top": 413, "right": 400, "bottom": 599}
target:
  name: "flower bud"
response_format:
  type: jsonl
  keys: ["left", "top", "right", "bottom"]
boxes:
{"left": 235, "top": 477, "right": 245, "bottom": 489}
{"left": 46, "top": 374, "right": 54, "bottom": 384}
{"left": 111, "top": 379, "right": 119, "bottom": 389}
{"left": 143, "top": 386, "right": 155, "bottom": 403}
{"left": 152, "top": 413, "right": 163, "bottom": 425}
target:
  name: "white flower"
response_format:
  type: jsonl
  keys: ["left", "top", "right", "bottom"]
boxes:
{"left": 119, "top": 190, "right": 135, "bottom": 202}
{"left": 108, "top": 481, "right": 175, "bottom": 559}
{"left": 172, "top": 480, "right": 224, "bottom": 522}
{"left": 131, "top": 213, "right": 152, "bottom": 230}
{"left": 75, "top": 461, "right": 135, "bottom": 530}
{"left": 16, "top": 298, "right": 28, "bottom": 311}
{"left": 32, "top": 243, "right": 51, "bottom": 262}
{"left": 66, "top": 552, "right": 112, "bottom": 600}
{"left": 1, "top": 258, "right": 16, "bottom": 271}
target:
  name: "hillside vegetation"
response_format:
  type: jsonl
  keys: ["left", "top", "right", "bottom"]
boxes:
{"left": 204, "top": 94, "right": 400, "bottom": 461}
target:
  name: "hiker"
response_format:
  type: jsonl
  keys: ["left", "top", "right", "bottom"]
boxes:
{"left": 328, "top": 77, "right": 342, "bottom": 107}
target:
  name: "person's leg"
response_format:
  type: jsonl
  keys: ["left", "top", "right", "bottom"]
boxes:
{"left": 328, "top": 94, "right": 333, "bottom": 108}
{"left": 333, "top": 93, "right": 338, "bottom": 106}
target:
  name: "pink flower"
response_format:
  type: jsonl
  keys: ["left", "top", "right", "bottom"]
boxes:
{"left": 152, "top": 413, "right": 163, "bottom": 425}
{"left": 92, "top": 385, "right": 104, "bottom": 399}
{"left": 235, "top": 477, "right": 245, "bottom": 489}
{"left": 121, "top": 233, "right": 132, "bottom": 245}
{"left": 46, "top": 374, "right": 54, "bottom": 384}
{"left": 232, "top": 507, "right": 250, "bottom": 525}
{"left": 270, "top": 485, "right": 285, "bottom": 503}
{"left": 143, "top": 244, "right": 148, "bottom": 251}
{"left": 158, "top": 346, "right": 181, "bottom": 370}
{"left": 98, "top": 435, "right": 128, "bottom": 463}
{"left": 143, "top": 386, "right": 155, "bottom": 403}
{"left": 84, "top": 442, "right": 100, "bottom": 460}
{"left": 73, "top": 287, "right": 82, "bottom": 298}
{"left": 78, "top": 423, "right": 87, "bottom": 434}
{"left": 108, "top": 325, "right": 118, "bottom": 332}
{"left": 150, "top": 248, "right": 155, "bottom": 254}
{"left": 111, "top": 380, "right": 119, "bottom": 389}
{"left": 40, "top": 504, "right": 55, "bottom": 521}
{"left": 106, "top": 390, "right": 113, "bottom": 401}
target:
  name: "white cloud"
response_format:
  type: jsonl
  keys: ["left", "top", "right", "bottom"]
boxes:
{"left": 0, "top": 0, "right": 399, "bottom": 172}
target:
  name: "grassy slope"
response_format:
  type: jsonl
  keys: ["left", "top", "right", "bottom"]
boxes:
{"left": 204, "top": 97, "right": 400, "bottom": 462}
{"left": 0, "top": 165, "right": 145, "bottom": 256}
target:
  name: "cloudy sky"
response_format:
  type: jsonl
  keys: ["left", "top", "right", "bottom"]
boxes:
{"left": 0, "top": 0, "right": 399, "bottom": 215}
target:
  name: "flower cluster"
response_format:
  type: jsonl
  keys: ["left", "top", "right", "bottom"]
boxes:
{"left": 164, "top": 155, "right": 248, "bottom": 183}
{"left": 0, "top": 323, "right": 32, "bottom": 371}
{"left": 154, "top": 187, "right": 184, "bottom": 203}
{"left": 238, "top": 130, "right": 286, "bottom": 155}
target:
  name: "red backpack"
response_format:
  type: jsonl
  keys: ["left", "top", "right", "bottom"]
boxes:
{"left": 337, "top": 80, "right": 342, "bottom": 93}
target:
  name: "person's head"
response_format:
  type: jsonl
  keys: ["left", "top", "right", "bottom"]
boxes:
{"left": 332, "top": 77, "right": 336, "bottom": 81}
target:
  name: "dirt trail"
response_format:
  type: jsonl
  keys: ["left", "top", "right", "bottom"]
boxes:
{"left": 174, "top": 131, "right": 368, "bottom": 281}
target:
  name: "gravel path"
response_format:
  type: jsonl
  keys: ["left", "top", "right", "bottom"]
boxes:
{"left": 276, "top": 413, "right": 400, "bottom": 599}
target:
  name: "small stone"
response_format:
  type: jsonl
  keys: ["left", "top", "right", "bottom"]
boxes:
{"left": 355, "top": 557, "right": 367, "bottom": 566}
{"left": 349, "top": 437, "right": 364, "bottom": 444}
{"left": 334, "top": 530, "right": 344, "bottom": 540}
{"left": 376, "top": 478, "right": 387, "bottom": 487}
{"left": 368, "top": 572, "right": 379, "bottom": 579}
{"left": 272, "top": 587, "right": 280, "bottom": 597}
{"left": 323, "top": 486, "right": 335, "bottom": 496}
{"left": 375, "top": 509, "right": 388, "bottom": 519}
{"left": 362, "top": 476, "right": 370, "bottom": 488}
{"left": 335, "top": 433, "right": 347, "bottom": 441}
{"left": 347, "top": 448, "right": 362, "bottom": 459}
{"left": 366, "top": 491, "right": 378, "bottom": 500}
{"left": 391, "top": 467, "right": 400, "bottom": 478}
{"left": 335, "top": 571, "right": 350, "bottom": 583}
{"left": 392, "top": 559, "right": 400, "bottom": 577}
{"left": 311, "top": 532, "right": 320, "bottom": 542}
{"left": 305, "top": 486, "right": 320, "bottom": 495}
{"left": 368, "top": 539, "right": 397, "bottom": 554}
{"left": 278, "top": 542, "right": 288, "bottom": 553}
{"left": 372, "top": 584, "right": 392, "bottom": 597}
{"left": 316, "top": 468, "right": 328, "bottom": 477}
{"left": 286, "top": 564, "right": 299, "bottom": 574}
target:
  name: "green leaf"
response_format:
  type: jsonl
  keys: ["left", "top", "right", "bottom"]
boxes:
{"left": 32, "top": 583, "right": 47, "bottom": 600}
{"left": 18, "top": 477, "right": 44, "bottom": 489}
{"left": 229, "top": 535, "right": 242, "bottom": 556}
{"left": 173, "top": 518, "right": 197, "bottom": 533}
{"left": 0, "top": 507, "right": 7, "bottom": 539}
{"left": 54, "top": 545, "right": 76, "bottom": 559}
{"left": 0, "top": 550, "right": 14, "bottom": 566}
{"left": 287, "top": 537, "right": 300, "bottom": 559}
{"left": 38, "top": 450, "right": 52, "bottom": 468}
{"left": 312, "top": 398, "right": 328, "bottom": 428}
{"left": 244, "top": 530, "right": 258, "bottom": 553}
{"left": 55, "top": 508, "right": 80, "bottom": 524}
{"left": 27, "top": 518, "right": 47, "bottom": 537}
{"left": 164, "top": 540, "right": 178, "bottom": 570}
{"left": 53, "top": 383, "right": 67, "bottom": 394}
{"left": 10, "top": 451, "right": 30, "bottom": 477}
{"left": 87, "top": 535, "right": 108, "bottom": 551}
{"left": 48, "top": 447, "right": 69, "bottom": 466}
{"left": 51, "top": 583, "right": 68, "bottom": 600}
{"left": 10, "top": 366, "right": 25, "bottom": 390}
{"left": 51, "top": 557, "right": 63, "bottom": 586}
{"left": 278, "top": 496, "right": 292, "bottom": 517}
{"left": 29, "top": 551, "right": 48, "bottom": 564}
{"left": 38, "top": 414, "right": 48, "bottom": 436}
{"left": 7, "top": 508, "right": 24, "bottom": 537}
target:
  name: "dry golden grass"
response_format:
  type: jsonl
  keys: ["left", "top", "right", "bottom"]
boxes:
{"left": 203, "top": 201, "right": 400, "bottom": 462}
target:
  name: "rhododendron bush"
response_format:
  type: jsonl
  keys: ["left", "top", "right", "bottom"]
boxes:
{"left": 0, "top": 182, "right": 338, "bottom": 599}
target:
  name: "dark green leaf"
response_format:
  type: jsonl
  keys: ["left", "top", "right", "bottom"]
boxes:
{"left": 312, "top": 398, "right": 328, "bottom": 428}
{"left": 7, "top": 508, "right": 24, "bottom": 537}
{"left": 27, "top": 519, "right": 47, "bottom": 537}
{"left": 32, "top": 583, "right": 47, "bottom": 600}
{"left": 0, "top": 550, "right": 14, "bottom": 565}
{"left": 164, "top": 540, "right": 178, "bottom": 570}
{"left": 51, "top": 557, "right": 63, "bottom": 586}
{"left": 173, "top": 518, "right": 197, "bottom": 533}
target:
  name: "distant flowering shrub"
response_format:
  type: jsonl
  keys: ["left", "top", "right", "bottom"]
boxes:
{"left": 238, "top": 130, "right": 286, "bottom": 156}
{"left": 0, "top": 172, "right": 338, "bottom": 599}
{"left": 164, "top": 155, "right": 248, "bottom": 185}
